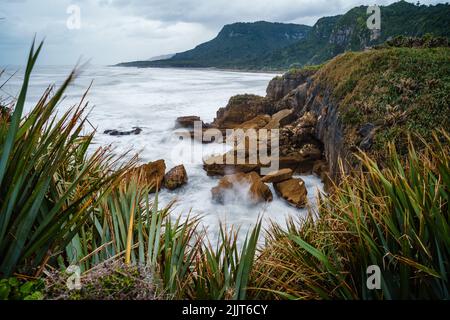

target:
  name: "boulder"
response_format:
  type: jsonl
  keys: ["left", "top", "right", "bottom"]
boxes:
{"left": 358, "top": 123, "right": 375, "bottom": 137}
{"left": 274, "top": 178, "right": 308, "bottom": 208}
{"left": 175, "top": 116, "right": 203, "bottom": 128}
{"left": 261, "top": 168, "right": 293, "bottom": 183}
{"left": 358, "top": 123, "right": 378, "bottom": 151}
{"left": 104, "top": 127, "right": 142, "bottom": 136}
{"left": 203, "top": 151, "right": 259, "bottom": 176}
{"left": 212, "top": 94, "right": 272, "bottom": 129}
{"left": 211, "top": 172, "right": 273, "bottom": 204}
{"left": 128, "top": 159, "right": 166, "bottom": 193}
{"left": 164, "top": 165, "right": 188, "bottom": 190}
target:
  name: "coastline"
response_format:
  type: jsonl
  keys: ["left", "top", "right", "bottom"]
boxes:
{"left": 111, "top": 63, "right": 286, "bottom": 74}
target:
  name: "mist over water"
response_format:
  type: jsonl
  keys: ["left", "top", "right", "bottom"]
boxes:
{"left": 3, "top": 65, "right": 323, "bottom": 240}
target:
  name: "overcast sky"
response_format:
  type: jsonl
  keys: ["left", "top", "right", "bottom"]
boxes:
{"left": 0, "top": 0, "right": 445, "bottom": 65}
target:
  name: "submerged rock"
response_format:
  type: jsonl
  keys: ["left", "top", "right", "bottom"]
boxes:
{"left": 164, "top": 165, "right": 188, "bottom": 190}
{"left": 175, "top": 116, "right": 203, "bottom": 128}
{"left": 211, "top": 171, "right": 272, "bottom": 204}
{"left": 274, "top": 178, "right": 308, "bottom": 208}
{"left": 104, "top": 127, "right": 142, "bottom": 136}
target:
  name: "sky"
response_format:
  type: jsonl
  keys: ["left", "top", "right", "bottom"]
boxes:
{"left": 0, "top": 0, "right": 445, "bottom": 65}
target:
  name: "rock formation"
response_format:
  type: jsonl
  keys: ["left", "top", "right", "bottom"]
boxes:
{"left": 164, "top": 165, "right": 188, "bottom": 190}
{"left": 127, "top": 159, "right": 166, "bottom": 193}
{"left": 175, "top": 116, "right": 203, "bottom": 129}
{"left": 104, "top": 127, "right": 142, "bottom": 136}
{"left": 273, "top": 178, "right": 308, "bottom": 208}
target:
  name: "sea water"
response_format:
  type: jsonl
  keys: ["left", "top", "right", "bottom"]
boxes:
{"left": 2, "top": 65, "right": 323, "bottom": 241}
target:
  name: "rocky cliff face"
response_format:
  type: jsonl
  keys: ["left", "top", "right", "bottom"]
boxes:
{"left": 266, "top": 69, "right": 315, "bottom": 101}
{"left": 302, "top": 81, "right": 346, "bottom": 182}
{"left": 265, "top": 68, "right": 343, "bottom": 184}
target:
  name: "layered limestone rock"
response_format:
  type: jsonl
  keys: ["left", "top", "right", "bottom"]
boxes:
{"left": 266, "top": 69, "right": 316, "bottom": 101}
{"left": 175, "top": 116, "right": 203, "bottom": 128}
{"left": 212, "top": 94, "right": 274, "bottom": 129}
{"left": 273, "top": 178, "right": 308, "bottom": 208}
{"left": 261, "top": 168, "right": 293, "bottom": 183}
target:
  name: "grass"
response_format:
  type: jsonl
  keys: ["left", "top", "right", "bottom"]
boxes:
{"left": 0, "top": 41, "right": 133, "bottom": 278}
{"left": 251, "top": 131, "right": 449, "bottom": 300}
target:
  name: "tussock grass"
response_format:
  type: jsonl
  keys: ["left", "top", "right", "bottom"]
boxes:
{"left": 251, "top": 131, "right": 449, "bottom": 300}
{"left": 312, "top": 46, "right": 450, "bottom": 161}
{"left": 0, "top": 41, "right": 133, "bottom": 278}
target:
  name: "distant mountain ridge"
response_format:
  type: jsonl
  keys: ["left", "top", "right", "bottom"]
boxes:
{"left": 117, "top": 1, "right": 450, "bottom": 70}
{"left": 117, "top": 21, "right": 312, "bottom": 68}
{"left": 254, "top": 1, "right": 450, "bottom": 69}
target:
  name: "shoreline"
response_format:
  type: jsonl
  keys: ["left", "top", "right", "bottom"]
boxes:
{"left": 111, "top": 63, "right": 285, "bottom": 74}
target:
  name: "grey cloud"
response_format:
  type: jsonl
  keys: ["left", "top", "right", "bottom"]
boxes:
{"left": 0, "top": 0, "right": 446, "bottom": 65}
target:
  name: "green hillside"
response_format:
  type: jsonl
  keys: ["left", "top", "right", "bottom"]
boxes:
{"left": 256, "top": 1, "right": 450, "bottom": 69}
{"left": 117, "top": 21, "right": 311, "bottom": 68}
{"left": 117, "top": 1, "right": 450, "bottom": 70}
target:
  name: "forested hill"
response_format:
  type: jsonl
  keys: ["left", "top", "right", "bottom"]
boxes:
{"left": 117, "top": 21, "right": 311, "bottom": 69}
{"left": 117, "top": 1, "right": 450, "bottom": 70}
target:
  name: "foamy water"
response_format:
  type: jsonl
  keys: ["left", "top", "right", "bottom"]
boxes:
{"left": 2, "top": 65, "right": 323, "bottom": 240}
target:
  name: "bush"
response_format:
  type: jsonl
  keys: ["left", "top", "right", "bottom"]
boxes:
{"left": 0, "top": 277, "right": 44, "bottom": 300}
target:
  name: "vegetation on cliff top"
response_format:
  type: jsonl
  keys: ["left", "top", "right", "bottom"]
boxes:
{"left": 309, "top": 43, "right": 450, "bottom": 165}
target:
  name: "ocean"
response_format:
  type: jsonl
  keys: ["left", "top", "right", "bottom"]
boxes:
{"left": 2, "top": 65, "right": 323, "bottom": 241}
